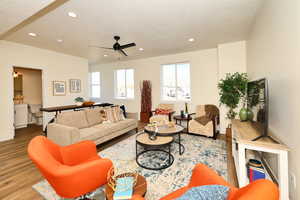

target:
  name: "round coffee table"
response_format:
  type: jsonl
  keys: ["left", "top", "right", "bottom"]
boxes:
{"left": 105, "top": 174, "right": 147, "bottom": 200}
{"left": 136, "top": 132, "right": 174, "bottom": 170}
{"left": 144, "top": 125, "right": 185, "bottom": 155}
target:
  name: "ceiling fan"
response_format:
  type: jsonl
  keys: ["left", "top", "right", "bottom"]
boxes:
{"left": 89, "top": 36, "right": 136, "bottom": 56}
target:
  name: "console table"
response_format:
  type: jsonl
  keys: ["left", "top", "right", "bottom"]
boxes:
{"left": 231, "top": 119, "right": 290, "bottom": 200}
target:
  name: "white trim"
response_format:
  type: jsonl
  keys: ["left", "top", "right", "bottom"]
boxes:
{"left": 114, "top": 68, "right": 135, "bottom": 99}
{"left": 160, "top": 62, "right": 191, "bottom": 102}
{"left": 8, "top": 65, "right": 47, "bottom": 138}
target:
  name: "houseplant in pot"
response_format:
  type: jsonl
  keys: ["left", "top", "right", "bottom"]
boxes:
{"left": 74, "top": 97, "right": 85, "bottom": 106}
{"left": 140, "top": 80, "right": 152, "bottom": 123}
{"left": 218, "top": 72, "right": 249, "bottom": 124}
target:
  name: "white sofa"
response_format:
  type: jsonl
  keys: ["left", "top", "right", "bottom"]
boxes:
{"left": 47, "top": 107, "right": 138, "bottom": 146}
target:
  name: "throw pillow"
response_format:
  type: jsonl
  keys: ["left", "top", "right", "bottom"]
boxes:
{"left": 176, "top": 185, "right": 229, "bottom": 200}
{"left": 155, "top": 108, "right": 172, "bottom": 115}
{"left": 104, "top": 107, "right": 118, "bottom": 123}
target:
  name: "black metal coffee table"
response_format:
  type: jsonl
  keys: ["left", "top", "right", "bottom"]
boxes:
{"left": 136, "top": 132, "right": 174, "bottom": 170}
{"left": 144, "top": 125, "right": 185, "bottom": 155}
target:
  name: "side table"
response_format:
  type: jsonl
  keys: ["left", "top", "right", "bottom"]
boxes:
{"left": 173, "top": 114, "right": 195, "bottom": 133}
{"left": 105, "top": 174, "right": 147, "bottom": 200}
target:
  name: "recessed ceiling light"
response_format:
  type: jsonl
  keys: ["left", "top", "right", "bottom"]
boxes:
{"left": 28, "top": 32, "right": 37, "bottom": 37}
{"left": 68, "top": 12, "right": 77, "bottom": 18}
{"left": 139, "top": 48, "right": 144, "bottom": 51}
{"left": 103, "top": 54, "right": 108, "bottom": 57}
{"left": 188, "top": 38, "right": 195, "bottom": 42}
{"left": 57, "top": 39, "right": 63, "bottom": 43}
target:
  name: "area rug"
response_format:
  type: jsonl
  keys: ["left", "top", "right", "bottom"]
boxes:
{"left": 33, "top": 133, "right": 227, "bottom": 200}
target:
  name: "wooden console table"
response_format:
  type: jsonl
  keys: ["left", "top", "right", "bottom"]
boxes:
{"left": 40, "top": 102, "right": 113, "bottom": 116}
{"left": 231, "top": 119, "right": 290, "bottom": 200}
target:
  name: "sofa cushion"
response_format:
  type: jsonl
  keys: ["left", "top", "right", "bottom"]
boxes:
{"left": 79, "top": 127, "right": 111, "bottom": 141}
{"left": 85, "top": 108, "right": 103, "bottom": 126}
{"left": 56, "top": 110, "right": 88, "bottom": 129}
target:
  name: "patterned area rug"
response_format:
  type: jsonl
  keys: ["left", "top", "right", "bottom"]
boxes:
{"left": 33, "top": 133, "right": 227, "bottom": 200}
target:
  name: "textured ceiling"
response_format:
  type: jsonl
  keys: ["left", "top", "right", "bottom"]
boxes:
{"left": 3, "top": 0, "right": 263, "bottom": 64}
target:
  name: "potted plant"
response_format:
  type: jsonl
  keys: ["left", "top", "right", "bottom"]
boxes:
{"left": 218, "top": 72, "right": 249, "bottom": 125}
{"left": 74, "top": 97, "right": 85, "bottom": 106}
{"left": 247, "top": 81, "right": 260, "bottom": 121}
{"left": 140, "top": 80, "right": 152, "bottom": 123}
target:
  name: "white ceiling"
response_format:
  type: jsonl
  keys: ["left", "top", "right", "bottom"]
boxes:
{"left": 0, "top": 0, "right": 55, "bottom": 35}
{"left": 3, "top": 0, "right": 263, "bottom": 64}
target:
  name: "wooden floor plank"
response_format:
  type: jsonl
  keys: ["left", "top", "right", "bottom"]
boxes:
{"left": 0, "top": 123, "right": 237, "bottom": 200}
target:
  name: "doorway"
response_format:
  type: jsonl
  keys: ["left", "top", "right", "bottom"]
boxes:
{"left": 13, "top": 66, "right": 43, "bottom": 136}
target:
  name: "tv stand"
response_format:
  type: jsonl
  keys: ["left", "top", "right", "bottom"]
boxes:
{"left": 252, "top": 135, "right": 279, "bottom": 144}
{"left": 231, "top": 120, "right": 290, "bottom": 200}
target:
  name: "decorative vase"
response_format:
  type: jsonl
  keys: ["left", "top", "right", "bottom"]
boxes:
{"left": 140, "top": 112, "right": 151, "bottom": 123}
{"left": 239, "top": 107, "right": 248, "bottom": 121}
{"left": 75, "top": 102, "right": 83, "bottom": 106}
{"left": 247, "top": 109, "right": 254, "bottom": 121}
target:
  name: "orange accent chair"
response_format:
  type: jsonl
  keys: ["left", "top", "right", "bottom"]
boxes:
{"left": 28, "top": 136, "right": 113, "bottom": 199}
{"left": 132, "top": 164, "right": 279, "bottom": 200}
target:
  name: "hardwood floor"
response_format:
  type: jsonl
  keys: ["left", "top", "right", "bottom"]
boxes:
{"left": 0, "top": 123, "right": 237, "bottom": 200}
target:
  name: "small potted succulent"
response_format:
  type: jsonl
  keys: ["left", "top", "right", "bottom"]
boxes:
{"left": 74, "top": 97, "right": 85, "bottom": 106}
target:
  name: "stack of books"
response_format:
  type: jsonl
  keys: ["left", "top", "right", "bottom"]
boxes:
{"left": 113, "top": 177, "right": 134, "bottom": 200}
{"left": 247, "top": 159, "right": 266, "bottom": 182}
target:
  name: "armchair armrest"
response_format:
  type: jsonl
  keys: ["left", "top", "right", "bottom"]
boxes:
{"left": 188, "top": 164, "right": 232, "bottom": 188}
{"left": 60, "top": 140, "right": 98, "bottom": 166}
{"left": 232, "top": 179, "right": 279, "bottom": 200}
{"left": 47, "top": 123, "right": 80, "bottom": 146}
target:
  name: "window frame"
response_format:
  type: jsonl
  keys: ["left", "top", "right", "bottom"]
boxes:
{"left": 89, "top": 71, "right": 101, "bottom": 99}
{"left": 160, "top": 62, "right": 191, "bottom": 102}
{"left": 114, "top": 68, "right": 135, "bottom": 99}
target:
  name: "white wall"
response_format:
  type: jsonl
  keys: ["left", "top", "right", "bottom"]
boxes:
{"left": 0, "top": 40, "right": 89, "bottom": 141}
{"left": 90, "top": 48, "right": 219, "bottom": 116}
{"left": 247, "top": 0, "right": 300, "bottom": 199}
{"left": 90, "top": 42, "right": 247, "bottom": 134}
{"left": 217, "top": 41, "right": 247, "bottom": 133}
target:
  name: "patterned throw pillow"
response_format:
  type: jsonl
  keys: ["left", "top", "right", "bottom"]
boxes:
{"left": 176, "top": 185, "right": 229, "bottom": 200}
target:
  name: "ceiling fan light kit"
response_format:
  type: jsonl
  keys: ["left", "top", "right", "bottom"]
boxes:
{"left": 90, "top": 36, "right": 136, "bottom": 57}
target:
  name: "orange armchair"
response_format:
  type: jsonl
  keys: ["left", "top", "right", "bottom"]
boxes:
{"left": 28, "top": 136, "right": 113, "bottom": 199}
{"left": 133, "top": 164, "right": 279, "bottom": 200}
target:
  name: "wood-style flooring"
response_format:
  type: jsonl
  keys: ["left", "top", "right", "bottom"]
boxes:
{"left": 0, "top": 123, "right": 237, "bottom": 200}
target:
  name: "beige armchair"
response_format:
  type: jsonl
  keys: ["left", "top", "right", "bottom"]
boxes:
{"left": 149, "top": 104, "right": 175, "bottom": 125}
{"left": 188, "top": 105, "right": 219, "bottom": 139}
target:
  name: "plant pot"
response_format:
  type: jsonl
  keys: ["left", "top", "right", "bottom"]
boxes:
{"left": 247, "top": 109, "right": 254, "bottom": 121}
{"left": 140, "top": 112, "right": 151, "bottom": 123}
{"left": 239, "top": 108, "right": 248, "bottom": 121}
{"left": 75, "top": 102, "right": 83, "bottom": 106}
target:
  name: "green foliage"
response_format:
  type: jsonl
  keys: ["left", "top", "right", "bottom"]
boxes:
{"left": 247, "top": 82, "right": 260, "bottom": 108}
{"left": 218, "top": 72, "right": 249, "bottom": 119}
{"left": 75, "top": 97, "right": 85, "bottom": 102}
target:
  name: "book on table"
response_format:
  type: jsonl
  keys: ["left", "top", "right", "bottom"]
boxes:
{"left": 113, "top": 177, "right": 134, "bottom": 200}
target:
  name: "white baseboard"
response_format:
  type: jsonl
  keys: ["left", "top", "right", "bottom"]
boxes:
{"left": 0, "top": 135, "right": 14, "bottom": 142}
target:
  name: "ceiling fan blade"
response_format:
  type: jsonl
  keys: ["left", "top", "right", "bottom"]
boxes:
{"left": 119, "top": 49, "right": 128, "bottom": 56}
{"left": 88, "top": 45, "right": 113, "bottom": 50}
{"left": 120, "top": 43, "right": 136, "bottom": 49}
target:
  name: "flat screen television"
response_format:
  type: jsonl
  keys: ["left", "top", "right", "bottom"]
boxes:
{"left": 247, "top": 78, "right": 272, "bottom": 141}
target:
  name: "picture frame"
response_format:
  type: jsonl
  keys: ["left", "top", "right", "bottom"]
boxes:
{"left": 69, "top": 79, "right": 81, "bottom": 93}
{"left": 53, "top": 81, "right": 66, "bottom": 96}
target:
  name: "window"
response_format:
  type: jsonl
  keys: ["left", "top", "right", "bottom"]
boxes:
{"left": 161, "top": 63, "right": 191, "bottom": 101}
{"left": 115, "top": 69, "right": 134, "bottom": 99}
{"left": 90, "top": 72, "right": 101, "bottom": 98}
